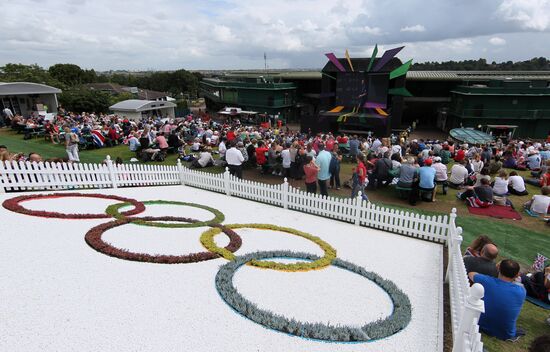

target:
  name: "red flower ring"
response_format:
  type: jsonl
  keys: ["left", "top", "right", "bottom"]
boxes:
{"left": 85, "top": 216, "right": 242, "bottom": 264}
{"left": 2, "top": 193, "right": 146, "bottom": 219}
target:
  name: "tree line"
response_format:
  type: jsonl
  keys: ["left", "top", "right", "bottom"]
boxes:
{"left": 411, "top": 57, "right": 550, "bottom": 71}
{"left": 0, "top": 63, "right": 201, "bottom": 113}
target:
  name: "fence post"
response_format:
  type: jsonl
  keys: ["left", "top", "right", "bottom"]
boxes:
{"left": 354, "top": 191, "right": 362, "bottom": 226}
{"left": 282, "top": 178, "right": 289, "bottom": 209}
{"left": 105, "top": 155, "right": 118, "bottom": 189}
{"left": 445, "top": 227, "right": 463, "bottom": 284}
{"left": 0, "top": 161, "right": 5, "bottom": 194}
{"left": 177, "top": 159, "right": 186, "bottom": 186}
{"left": 452, "top": 283, "right": 485, "bottom": 352}
{"left": 448, "top": 208, "right": 457, "bottom": 246}
{"left": 224, "top": 167, "right": 231, "bottom": 196}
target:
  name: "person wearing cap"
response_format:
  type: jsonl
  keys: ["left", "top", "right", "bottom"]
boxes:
{"left": 454, "top": 144, "right": 467, "bottom": 162}
{"left": 417, "top": 158, "right": 436, "bottom": 201}
{"left": 432, "top": 157, "right": 448, "bottom": 195}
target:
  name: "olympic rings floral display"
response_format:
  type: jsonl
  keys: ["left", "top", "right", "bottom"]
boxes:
{"left": 2, "top": 192, "right": 412, "bottom": 343}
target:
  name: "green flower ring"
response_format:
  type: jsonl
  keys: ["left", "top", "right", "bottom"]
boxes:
{"left": 215, "top": 251, "right": 412, "bottom": 342}
{"left": 105, "top": 200, "right": 225, "bottom": 228}
{"left": 200, "top": 223, "right": 337, "bottom": 272}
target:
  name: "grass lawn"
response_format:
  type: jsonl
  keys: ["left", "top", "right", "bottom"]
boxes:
{"left": 2, "top": 127, "right": 549, "bottom": 351}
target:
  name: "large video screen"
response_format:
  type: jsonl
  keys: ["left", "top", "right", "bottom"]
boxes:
{"left": 334, "top": 71, "right": 389, "bottom": 108}
{"left": 366, "top": 72, "right": 389, "bottom": 108}
{"left": 335, "top": 72, "right": 364, "bottom": 107}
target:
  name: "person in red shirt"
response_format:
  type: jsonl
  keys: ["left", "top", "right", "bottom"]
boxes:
{"left": 455, "top": 145, "right": 466, "bottom": 162}
{"left": 255, "top": 141, "right": 269, "bottom": 174}
{"left": 227, "top": 129, "right": 236, "bottom": 142}
{"left": 303, "top": 155, "right": 320, "bottom": 193}
{"left": 351, "top": 154, "right": 369, "bottom": 201}
{"left": 326, "top": 137, "right": 335, "bottom": 153}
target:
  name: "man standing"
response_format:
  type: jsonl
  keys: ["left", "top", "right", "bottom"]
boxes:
{"left": 225, "top": 141, "right": 244, "bottom": 179}
{"left": 64, "top": 126, "right": 80, "bottom": 163}
{"left": 464, "top": 244, "right": 499, "bottom": 278}
{"left": 468, "top": 259, "right": 526, "bottom": 341}
{"left": 349, "top": 135, "right": 360, "bottom": 159}
{"left": 315, "top": 143, "right": 331, "bottom": 197}
{"left": 2, "top": 107, "right": 14, "bottom": 127}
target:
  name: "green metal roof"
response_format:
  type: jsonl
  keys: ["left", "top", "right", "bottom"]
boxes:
{"left": 201, "top": 78, "right": 296, "bottom": 90}
{"left": 406, "top": 71, "right": 550, "bottom": 81}
{"left": 449, "top": 128, "right": 494, "bottom": 144}
{"left": 218, "top": 70, "right": 550, "bottom": 82}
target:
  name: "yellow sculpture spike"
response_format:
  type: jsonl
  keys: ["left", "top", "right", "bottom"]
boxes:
{"left": 345, "top": 49, "right": 354, "bottom": 72}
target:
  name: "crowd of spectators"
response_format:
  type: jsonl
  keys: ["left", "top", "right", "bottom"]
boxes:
{"left": 463, "top": 234, "right": 550, "bottom": 342}
{"left": 2, "top": 107, "right": 550, "bottom": 218}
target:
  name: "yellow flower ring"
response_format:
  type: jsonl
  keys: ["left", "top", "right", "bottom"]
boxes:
{"left": 105, "top": 200, "right": 225, "bottom": 228}
{"left": 200, "top": 223, "right": 337, "bottom": 271}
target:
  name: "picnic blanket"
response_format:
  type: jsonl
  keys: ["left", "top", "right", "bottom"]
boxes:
{"left": 467, "top": 204, "right": 522, "bottom": 220}
{"left": 525, "top": 296, "right": 550, "bottom": 310}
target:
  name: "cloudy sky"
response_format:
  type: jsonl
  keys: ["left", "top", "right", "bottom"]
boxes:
{"left": 1, "top": 0, "right": 550, "bottom": 70}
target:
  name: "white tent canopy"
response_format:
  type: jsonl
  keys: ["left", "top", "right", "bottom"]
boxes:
{"left": 109, "top": 99, "right": 176, "bottom": 112}
{"left": 0, "top": 82, "right": 62, "bottom": 95}
{"left": 109, "top": 99, "right": 177, "bottom": 121}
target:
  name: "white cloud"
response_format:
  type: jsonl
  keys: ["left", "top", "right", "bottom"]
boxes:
{"left": 489, "top": 37, "right": 506, "bottom": 46}
{"left": 498, "top": 0, "right": 550, "bottom": 31}
{"left": 0, "top": 0, "right": 550, "bottom": 70}
{"left": 400, "top": 24, "right": 426, "bottom": 32}
{"left": 349, "top": 26, "right": 383, "bottom": 35}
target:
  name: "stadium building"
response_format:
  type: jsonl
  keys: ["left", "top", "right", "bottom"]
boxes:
{"left": 200, "top": 69, "right": 550, "bottom": 138}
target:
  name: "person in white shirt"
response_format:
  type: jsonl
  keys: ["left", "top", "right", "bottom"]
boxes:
{"left": 225, "top": 142, "right": 245, "bottom": 179}
{"left": 431, "top": 157, "right": 448, "bottom": 194}
{"left": 492, "top": 170, "right": 509, "bottom": 196}
{"left": 508, "top": 171, "right": 528, "bottom": 196}
{"left": 471, "top": 154, "right": 484, "bottom": 174}
{"left": 449, "top": 160, "right": 469, "bottom": 188}
{"left": 218, "top": 138, "right": 227, "bottom": 159}
{"left": 524, "top": 186, "right": 550, "bottom": 215}
{"left": 391, "top": 143, "right": 402, "bottom": 157}
{"left": 191, "top": 138, "right": 202, "bottom": 152}
{"left": 191, "top": 148, "right": 214, "bottom": 168}
{"left": 281, "top": 143, "right": 291, "bottom": 178}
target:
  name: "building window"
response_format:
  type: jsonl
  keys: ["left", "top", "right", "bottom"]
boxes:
{"left": 512, "top": 99, "right": 518, "bottom": 105}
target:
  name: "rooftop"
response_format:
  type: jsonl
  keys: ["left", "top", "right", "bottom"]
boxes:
{"left": 109, "top": 99, "right": 176, "bottom": 112}
{"left": 0, "top": 82, "right": 62, "bottom": 95}
{"left": 218, "top": 70, "right": 550, "bottom": 82}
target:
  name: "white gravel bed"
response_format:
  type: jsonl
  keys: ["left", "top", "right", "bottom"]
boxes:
{"left": 0, "top": 185, "right": 443, "bottom": 352}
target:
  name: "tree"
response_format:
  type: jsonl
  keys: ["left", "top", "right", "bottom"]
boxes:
{"left": 0, "top": 63, "right": 64, "bottom": 88}
{"left": 58, "top": 88, "right": 112, "bottom": 113}
{"left": 48, "top": 64, "right": 85, "bottom": 86}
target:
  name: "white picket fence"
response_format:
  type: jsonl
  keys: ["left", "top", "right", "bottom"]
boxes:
{"left": 446, "top": 220, "right": 485, "bottom": 352}
{"left": 0, "top": 156, "right": 484, "bottom": 352}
